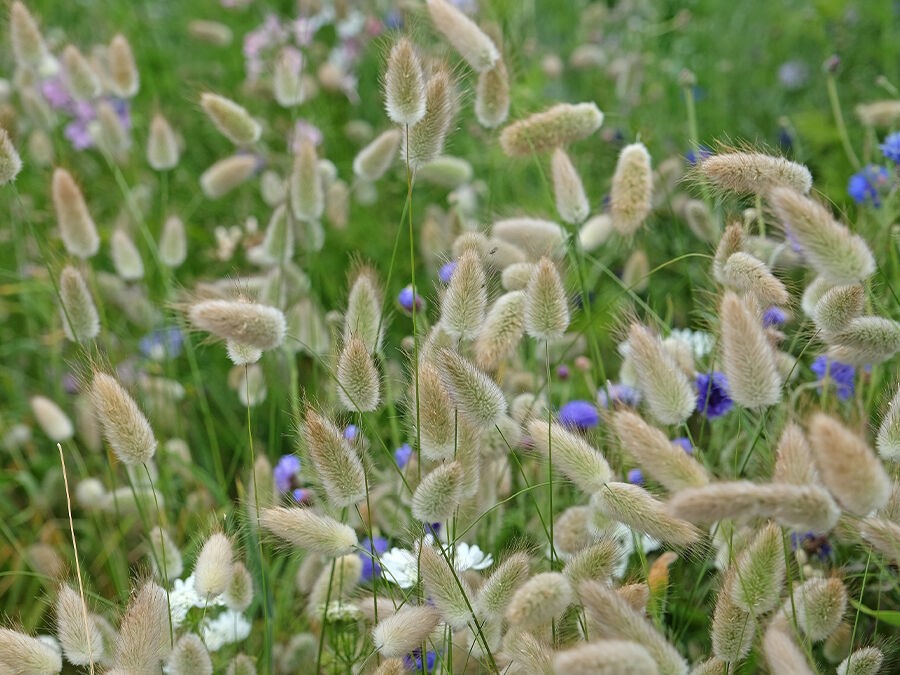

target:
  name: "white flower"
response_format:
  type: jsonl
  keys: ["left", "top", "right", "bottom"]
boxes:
{"left": 200, "top": 609, "right": 251, "bottom": 652}
{"left": 668, "top": 328, "right": 715, "bottom": 360}
{"left": 169, "top": 573, "right": 226, "bottom": 627}
{"left": 453, "top": 541, "right": 493, "bottom": 571}
{"left": 381, "top": 538, "right": 494, "bottom": 588}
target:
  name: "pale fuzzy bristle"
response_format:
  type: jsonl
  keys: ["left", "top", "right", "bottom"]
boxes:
{"left": 226, "top": 340, "right": 262, "bottom": 366}
{"left": 56, "top": 583, "right": 104, "bottom": 666}
{"left": 0, "top": 627, "right": 63, "bottom": 674}
{"left": 500, "top": 263, "right": 537, "bottom": 292}
{"left": 763, "top": 621, "right": 815, "bottom": 675}
{"left": 403, "top": 67, "right": 456, "bottom": 169}
{"left": 551, "top": 147, "right": 589, "bottom": 224}
{"left": 836, "top": 647, "right": 884, "bottom": 675}
{"left": 148, "top": 526, "right": 183, "bottom": 580}
{"left": 683, "top": 199, "right": 721, "bottom": 243}
{"left": 553, "top": 506, "right": 591, "bottom": 558}
{"left": 200, "top": 92, "right": 260, "bottom": 146}
{"left": 578, "top": 580, "right": 689, "bottom": 674}
{"left": 200, "top": 155, "right": 259, "bottom": 199}
{"left": 827, "top": 316, "right": 900, "bottom": 365}
{"left": 499, "top": 102, "right": 603, "bottom": 156}
{"left": 31, "top": 395, "right": 74, "bottom": 442}
{"left": 476, "top": 552, "right": 530, "bottom": 620}
{"left": 114, "top": 581, "right": 172, "bottom": 672}
{"left": 94, "top": 100, "right": 130, "bottom": 158}
{"left": 110, "top": 229, "right": 144, "bottom": 281}
{"left": 88, "top": 372, "right": 156, "bottom": 465}
{"left": 578, "top": 214, "right": 614, "bottom": 252}
{"left": 787, "top": 577, "right": 847, "bottom": 641}
{"left": 411, "top": 461, "right": 465, "bottom": 523}
{"left": 505, "top": 571, "right": 573, "bottom": 632}
{"left": 772, "top": 422, "right": 818, "bottom": 485}
{"left": 622, "top": 249, "right": 650, "bottom": 293}
{"left": 273, "top": 47, "right": 305, "bottom": 107}
{"left": 877, "top": 384, "right": 900, "bottom": 462}
{"left": 147, "top": 113, "right": 180, "bottom": 171}
{"left": 609, "top": 409, "right": 709, "bottom": 492}
{"left": 501, "top": 631, "right": 553, "bottom": 674}
{"left": 610, "top": 142, "right": 653, "bottom": 236}
{"left": 720, "top": 252, "right": 789, "bottom": 307}
{"left": 337, "top": 335, "right": 381, "bottom": 412}
{"left": 108, "top": 34, "right": 139, "bottom": 98}
{"left": 52, "top": 168, "right": 99, "bottom": 259}
{"left": 307, "top": 554, "right": 362, "bottom": 616}
{"left": 167, "top": 634, "right": 212, "bottom": 675}
{"left": 627, "top": 323, "right": 696, "bottom": 425}
{"left": 667, "top": 481, "right": 840, "bottom": 533}
{"left": 187, "top": 20, "right": 233, "bottom": 46}
{"left": 855, "top": 100, "right": 900, "bottom": 127}
{"left": 373, "top": 657, "right": 406, "bottom": 675}
{"left": 563, "top": 539, "right": 624, "bottom": 586}
{"left": 226, "top": 653, "right": 257, "bottom": 675}
{"left": 416, "top": 155, "right": 473, "bottom": 188}
{"left": 438, "top": 348, "right": 507, "bottom": 429}
{"left": 617, "top": 583, "right": 650, "bottom": 614}
{"left": 224, "top": 562, "right": 253, "bottom": 612}
{"left": 409, "top": 360, "right": 456, "bottom": 461}
{"left": 801, "top": 276, "right": 837, "bottom": 318}
{"left": 473, "top": 290, "right": 526, "bottom": 372}
{"left": 343, "top": 266, "right": 383, "bottom": 353}
{"left": 720, "top": 291, "right": 783, "bottom": 409}
{"left": 372, "top": 605, "right": 441, "bottom": 658}
{"left": 712, "top": 223, "right": 745, "bottom": 285}
{"left": 0, "top": 125, "right": 23, "bottom": 184}
{"left": 10, "top": 1, "right": 50, "bottom": 70}
{"left": 527, "top": 418, "right": 611, "bottom": 494}
{"left": 325, "top": 179, "right": 350, "bottom": 229}
{"left": 858, "top": 517, "right": 900, "bottom": 565}
{"left": 194, "top": 532, "right": 234, "bottom": 598}
{"left": 61, "top": 44, "right": 100, "bottom": 100}
{"left": 492, "top": 217, "right": 566, "bottom": 260}
{"left": 158, "top": 215, "right": 187, "bottom": 268}
{"left": 552, "top": 639, "right": 659, "bottom": 674}
{"left": 188, "top": 298, "right": 286, "bottom": 351}
{"left": 353, "top": 128, "right": 401, "bottom": 182}
{"left": 807, "top": 412, "right": 890, "bottom": 516}
{"left": 823, "top": 622, "right": 853, "bottom": 664}
{"left": 590, "top": 482, "right": 701, "bottom": 548}
{"left": 76, "top": 478, "right": 106, "bottom": 510}
{"left": 426, "top": 0, "right": 499, "bottom": 72}
{"left": 418, "top": 543, "right": 474, "bottom": 630}
{"left": 260, "top": 506, "right": 358, "bottom": 556}
{"left": 475, "top": 59, "right": 510, "bottom": 128}
{"left": 711, "top": 584, "right": 757, "bottom": 663}
{"left": 304, "top": 407, "right": 366, "bottom": 508}
{"left": 728, "top": 522, "right": 785, "bottom": 616}
{"left": 768, "top": 187, "right": 875, "bottom": 284}
{"left": 384, "top": 38, "right": 426, "bottom": 126}
{"left": 289, "top": 136, "right": 324, "bottom": 223}
{"left": 524, "top": 257, "right": 569, "bottom": 341}
{"left": 691, "top": 658, "right": 727, "bottom": 675}
{"left": 812, "top": 284, "right": 865, "bottom": 337}
{"left": 440, "top": 248, "right": 487, "bottom": 340}
{"left": 697, "top": 151, "right": 812, "bottom": 195}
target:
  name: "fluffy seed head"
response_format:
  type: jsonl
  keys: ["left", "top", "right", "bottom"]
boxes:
{"left": 418, "top": 543, "right": 473, "bottom": 630}
{"left": 524, "top": 257, "right": 569, "bottom": 340}
{"left": 410, "top": 360, "right": 456, "bottom": 461}
{"left": 500, "top": 263, "right": 536, "bottom": 291}
{"left": 403, "top": 67, "right": 456, "bottom": 169}
{"left": 148, "top": 526, "right": 183, "bottom": 580}
{"left": 858, "top": 516, "right": 900, "bottom": 567}
{"left": 159, "top": 215, "right": 187, "bottom": 268}
{"left": 61, "top": 45, "right": 99, "bottom": 100}
{"left": 200, "top": 155, "right": 259, "bottom": 199}
{"left": 94, "top": 100, "right": 130, "bottom": 158}
{"left": 505, "top": 572, "right": 573, "bottom": 632}
{"left": 273, "top": 47, "right": 305, "bottom": 107}
{"left": 440, "top": 248, "right": 487, "bottom": 339}
{"left": 147, "top": 113, "right": 180, "bottom": 171}
{"left": 438, "top": 348, "right": 507, "bottom": 429}
{"left": 769, "top": 187, "right": 875, "bottom": 284}
{"left": 837, "top": 647, "right": 884, "bottom": 675}
{"left": 115, "top": 581, "right": 172, "bottom": 673}
{"left": 528, "top": 418, "right": 611, "bottom": 493}
{"left": 9, "top": 2, "right": 50, "bottom": 71}
{"left": 720, "top": 291, "right": 782, "bottom": 409}
{"left": 188, "top": 299, "right": 286, "bottom": 351}
{"left": 551, "top": 148, "right": 589, "bottom": 224}
{"left": 591, "top": 482, "right": 702, "bottom": 548}
{"left": 31, "top": 395, "right": 74, "bottom": 442}
{"left": 563, "top": 539, "right": 624, "bottom": 586}
{"left": 627, "top": 323, "right": 696, "bottom": 425}
{"left": 827, "top": 316, "right": 900, "bottom": 365}
{"left": 712, "top": 223, "right": 745, "bottom": 285}
{"left": 610, "top": 142, "right": 653, "bottom": 236}
{"left": 343, "top": 266, "right": 383, "bottom": 353}
{"left": 304, "top": 407, "right": 366, "bottom": 507}
{"left": 763, "top": 621, "right": 815, "bottom": 675}
{"left": 877, "top": 384, "right": 900, "bottom": 462}
{"left": 417, "top": 155, "right": 473, "bottom": 187}
{"left": 473, "top": 291, "right": 526, "bottom": 372}
{"left": 773, "top": 422, "right": 818, "bottom": 485}
{"left": 201, "top": 93, "right": 260, "bottom": 145}
{"left": 697, "top": 152, "right": 812, "bottom": 195}
{"left": 729, "top": 522, "right": 785, "bottom": 615}
{"left": 108, "top": 34, "right": 139, "bottom": 98}
{"left": 384, "top": 38, "right": 426, "bottom": 125}
{"left": 0, "top": 627, "right": 63, "bottom": 674}
{"left": 52, "top": 168, "right": 99, "bottom": 258}
{"left": 720, "top": 252, "right": 789, "bottom": 307}
{"left": 712, "top": 585, "right": 757, "bottom": 663}
{"left": 855, "top": 100, "right": 900, "bottom": 127}
{"left": 492, "top": 217, "right": 566, "bottom": 260}
{"left": 260, "top": 507, "right": 358, "bottom": 556}
{"left": 110, "top": 229, "right": 144, "bottom": 281}
{"left": 56, "top": 583, "right": 104, "bottom": 666}
{"left": 476, "top": 552, "right": 530, "bottom": 619}
{"left": 372, "top": 605, "right": 441, "bottom": 658}
{"left": 426, "top": 0, "right": 499, "bottom": 72}
{"left": 0, "top": 126, "right": 23, "bottom": 185}
{"left": 475, "top": 59, "right": 510, "bottom": 128}
{"left": 289, "top": 136, "right": 324, "bottom": 222}
{"left": 683, "top": 199, "right": 720, "bottom": 243}
{"left": 226, "top": 654, "right": 257, "bottom": 675}
{"left": 307, "top": 554, "right": 362, "bottom": 615}
{"left": 807, "top": 413, "right": 890, "bottom": 516}
{"left": 499, "top": 102, "right": 603, "bottom": 156}
{"left": 167, "top": 634, "right": 212, "bottom": 675}
{"left": 194, "top": 533, "right": 234, "bottom": 598}
{"left": 337, "top": 336, "right": 381, "bottom": 412}
{"left": 790, "top": 577, "right": 847, "bottom": 641}
{"left": 623, "top": 250, "right": 650, "bottom": 293}
{"left": 89, "top": 372, "right": 156, "bottom": 465}
{"left": 353, "top": 128, "right": 401, "bottom": 181}
{"left": 813, "top": 284, "right": 865, "bottom": 337}
{"left": 579, "top": 214, "right": 615, "bottom": 251}
{"left": 412, "top": 461, "right": 465, "bottom": 523}
{"left": 553, "top": 640, "right": 660, "bottom": 675}
{"left": 224, "top": 562, "right": 253, "bottom": 612}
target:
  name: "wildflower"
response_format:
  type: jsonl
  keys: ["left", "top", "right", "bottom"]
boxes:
{"left": 138, "top": 326, "right": 184, "bottom": 360}
{"left": 672, "top": 437, "right": 693, "bottom": 454}
{"left": 879, "top": 131, "right": 900, "bottom": 163}
{"left": 669, "top": 327, "right": 715, "bottom": 360}
{"left": 343, "top": 424, "right": 359, "bottom": 442}
{"left": 847, "top": 165, "right": 890, "bottom": 205}
{"left": 200, "top": 610, "right": 251, "bottom": 652}
{"left": 404, "top": 650, "right": 438, "bottom": 673}
{"left": 438, "top": 261, "right": 456, "bottom": 283}
{"left": 273, "top": 454, "right": 301, "bottom": 493}
{"left": 359, "top": 536, "right": 389, "bottom": 582}
{"left": 810, "top": 356, "right": 855, "bottom": 400}
{"left": 790, "top": 531, "right": 832, "bottom": 561}
{"left": 763, "top": 306, "right": 789, "bottom": 328}
{"left": 397, "top": 285, "right": 425, "bottom": 314}
{"left": 696, "top": 372, "right": 733, "bottom": 419}
{"left": 556, "top": 364, "right": 570, "bottom": 380}
{"left": 685, "top": 144, "right": 712, "bottom": 165}
{"left": 627, "top": 468, "right": 644, "bottom": 485}
{"left": 558, "top": 399, "right": 599, "bottom": 430}
{"left": 597, "top": 381, "right": 642, "bottom": 408}
{"left": 380, "top": 536, "right": 492, "bottom": 588}
{"left": 394, "top": 444, "right": 413, "bottom": 468}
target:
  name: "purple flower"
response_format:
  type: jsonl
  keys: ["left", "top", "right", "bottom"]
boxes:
{"left": 344, "top": 424, "right": 359, "bottom": 442}
{"left": 790, "top": 531, "right": 832, "bottom": 559}
{"left": 139, "top": 327, "right": 184, "bottom": 360}
{"left": 695, "top": 372, "right": 733, "bottom": 419}
{"left": 847, "top": 165, "right": 890, "bottom": 206}
{"left": 438, "top": 261, "right": 457, "bottom": 284}
{"left": 292, "top": 488, "right": 311, "bottom": 504}
{"left": 880, "top": 131, "right": 900, "bottom": 164}
{"left": 394, "top": 444, "right": 413, "bottom": 468}
{"left": 597, "top": 382, "right": 641, "bottom": 408}
{"left": 359, "top": 536, "right": 389, "bottom": 582}
{"left": 397, "top": 285, "right": 425, "bottom": 314}
{"left": 672, "top": 437, "right": 693, "bottom": 455}
{"left": 404, "top": 650, "right": 438, "bottom": 673}
{"left": 558, "top": 400, "right": 600, "bottom": 430}
{"left": 810, "top": 356, "right": 855, "bottom": 401}
{"left": 627, "top": 468, "right": 644, "bottom": 485}
{"left": 685, "top": 144, "right": 712, "bottom": 165}
{"left": 556, "top": 365, "right": 570, "bottom": 380}
{"left": 274, "top": 454, "right": 301, "bottom": 493}
{"left": 762, "top": 306, "right": 788, "bottom": 328}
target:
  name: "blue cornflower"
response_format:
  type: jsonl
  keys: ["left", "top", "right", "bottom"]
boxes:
{"left": 344, "top": 425, "right": 359, "bottom": 442}
{"left": 685, "top": 144, "right": 712, "bottom": 165}
{"left": 847, "top": 165, "right": 890, "bottom": 206}
{"left": 292, "top": 488, "right": 311, "bottom": 504}
{"left": 810, "top": 356, "right": 855, "bottom": 401}
{"left": 672, "top": 437, "right": 693, "bottom": 455}
{"left": 274, "top": 454, "right": 301, "bottom": 493}
{"left": 790, "top": 531, "right": 832, "bottom": 561}
{"left": 404, "top": 650, "right": 438, "bottom": 673}
{"left": 138, "top": 326, "right": 184, "bottom": 360}
{"left": 597, "top": 382, "right": 642, "bottom": 408}
{"left": 394, "top": 444, "right": 413, "bottom": 468}
{"left": 398, "top": 285, "right": 425, "bottom": 314}
{"left": 558, "top": 400, "right": 600, "bottom": 430}
{"left": 359, "top": 536, "right": 389, "bottom": 582}
{"left": 762, "top": 306, "right": 788, "bottom": 328}
{"left": 880, "top": 131, "right": 900, "bottom": 164}
{"left": 695, "top": 372, "right": 733, "bottom": 419}
{"left": 627, "top": 468, "right": 644, "bottom": 485}
{"left": 438, "top": 261, "right": 457, "bottom": 284}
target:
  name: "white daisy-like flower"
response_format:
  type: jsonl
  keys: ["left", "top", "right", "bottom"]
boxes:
{"left": 200, "top": 609, "right": 251, "bottom": 652}
{"left": 381, "top": 538, "right": 494, "bottom": 588}
{"left": 452, "top": 541, "right": 493, "bottom": 571}
{"left": 668, "top": 328, "right": 715, "bottom": 360}
{"left": 169, "top": 573, "right": 226, "bottom": 627}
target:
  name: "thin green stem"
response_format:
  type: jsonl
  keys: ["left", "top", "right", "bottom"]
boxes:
{"left": 826, "top": 73, "right": 862, "bottom": 170}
